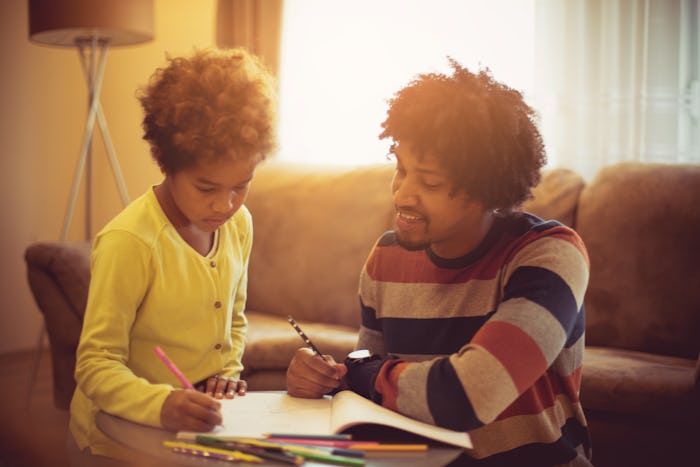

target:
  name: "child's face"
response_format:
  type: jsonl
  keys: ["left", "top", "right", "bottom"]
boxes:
{"left": 167, "top": 157, "right": 258, "bottom": 233}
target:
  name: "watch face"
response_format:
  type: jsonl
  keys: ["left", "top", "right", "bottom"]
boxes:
{"left": 348, "top": 349, "right": 372, "bottom": 360}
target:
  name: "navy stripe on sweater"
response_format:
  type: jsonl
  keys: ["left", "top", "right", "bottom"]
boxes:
{"left": 361, "top": 305, "right": 492, "bottom": 355}
{"left": 503, "top": 266, "right": 581, "bottom": 339}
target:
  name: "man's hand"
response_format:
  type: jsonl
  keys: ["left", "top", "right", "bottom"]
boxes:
{"left": 286, "top": 347, "right": 348, "bottom": 398}
{"left": 160, "top": 389, "right": 222, "bottom": 432}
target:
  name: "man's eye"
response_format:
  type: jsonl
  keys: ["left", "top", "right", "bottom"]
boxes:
{"left": 422, "top": 181, "right": 442, "bottom": 190}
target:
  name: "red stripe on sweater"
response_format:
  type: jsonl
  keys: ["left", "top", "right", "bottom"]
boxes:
{"left": 472, "top": 321, "right": 547, "bottom": 393}
{"left": 366, "top": 243, "right": 509, "bottom": 284}
{"left": 374, "top": 359, "right": 408, "bottom": 412}
{"left": 496, "top": 367, "right": 584, "bottom": 419}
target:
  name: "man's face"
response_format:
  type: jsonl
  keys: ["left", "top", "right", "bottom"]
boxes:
{"left": 391, "top": 144, "right": 482, "bottom": 258}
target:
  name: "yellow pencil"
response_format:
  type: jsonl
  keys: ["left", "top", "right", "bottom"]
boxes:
{"left": 163, "top": 440, "right": 264, "bottom": 463}
{"left": 348, "top": 443, "right": 428, "bottom": 451}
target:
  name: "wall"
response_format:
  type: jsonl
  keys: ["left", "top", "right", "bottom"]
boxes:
{"left": 0, "top": 0, "right": 218, "bottom": 354}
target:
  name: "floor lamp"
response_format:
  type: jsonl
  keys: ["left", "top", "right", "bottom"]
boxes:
{"left": 27, "top": 0, "right": 154, "bottom": 407}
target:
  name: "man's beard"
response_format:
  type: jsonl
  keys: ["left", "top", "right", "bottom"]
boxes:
{"left": 395, "top": 231, "right": 430, "bottom": 251}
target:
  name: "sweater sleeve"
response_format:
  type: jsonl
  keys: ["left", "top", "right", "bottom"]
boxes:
{"left": 74, "top": 231, "right": 171, "bottom": 428}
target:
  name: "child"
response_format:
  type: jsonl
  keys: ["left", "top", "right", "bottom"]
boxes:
{"left": 68, "top": 47, "right": 277, "bottom": 464}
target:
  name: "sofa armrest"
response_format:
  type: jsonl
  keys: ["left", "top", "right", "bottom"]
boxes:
{"left": 582, "top": 346, "right": 699, "bottom": 423}
{"left": 24, "top": 241, "right": 91, "bottom": 409}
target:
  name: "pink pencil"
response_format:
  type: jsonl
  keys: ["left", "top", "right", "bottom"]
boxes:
{"left": 265, "top": 437, "right": 379, "bottom": 448}
{"left": 154, "top": 346, "right": 195, "bottom": 390}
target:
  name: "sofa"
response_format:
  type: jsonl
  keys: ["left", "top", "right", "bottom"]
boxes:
{"left": 25, "top": 161, "right": 699, "bottom": 467}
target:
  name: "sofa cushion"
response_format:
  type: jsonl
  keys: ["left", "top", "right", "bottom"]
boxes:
{"left": 522, "top": 168, "right": 585, "bottom": 227}
{"left": 576, "top": 162, "right": 700, "bottom": 358}
{"left": 581, "top": 346, "right": 699, "bottom": 423}
{"left": 241, "top": 311, "right": 358, "bottom": 372}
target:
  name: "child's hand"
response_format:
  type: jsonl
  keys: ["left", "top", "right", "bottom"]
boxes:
{"left": 160, "top": 389, "right": 222, "bottom": 432}
{"left": 199, "top": 375, "right": 248, "bottom": 399}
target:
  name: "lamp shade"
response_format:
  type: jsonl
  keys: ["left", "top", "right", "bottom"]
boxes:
{"left": 29, "top": 0, "right": 154, "bottom": 47}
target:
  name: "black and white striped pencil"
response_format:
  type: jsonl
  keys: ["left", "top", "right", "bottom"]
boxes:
{"left": 287, "top": 315, "right": 329, "bottom": 361}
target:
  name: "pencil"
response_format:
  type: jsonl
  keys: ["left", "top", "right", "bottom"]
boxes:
{"left": 287, "top": 315, "right": 329, "bottom": 361}
{"left": 163, "top": 440, "right": 263, "bottom": 463}
{"left": 266, "top": 432, "right": 353, "bottom": 440}
{"left": 195, "top": 435, "right": 304, "bottom": 465}
{"left": 253, "top": 438, "right": 364, "bottom": 457}
{"left": 288, "top": 449, "right": 366, "bottom": 466}
{"left": 154, "top": 346, "right": 194, "bottom": 390}
{"left": 264, "top": 437, "right": 377, "bottom": 448}
{"left": 196, "top": 436, "right": 367, "bottom": 465}
{"left": 348, "top": 443, "right": 428, "bottom": 451}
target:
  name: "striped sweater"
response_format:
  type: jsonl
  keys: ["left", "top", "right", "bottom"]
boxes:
{"left": 356, "top": 212, "right": 593, "bottom": 466}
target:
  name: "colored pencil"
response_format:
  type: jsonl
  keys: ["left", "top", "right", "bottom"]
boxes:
{"left": 163, "top": 440, "right": 263, "bottom": 463}
{"left": 195, "top": 436, "right": 304, "bottom": 465}
{"left": 266, "top": 432, "right": 353, "bottom": 440}
{"left": 154, "top": 346, "right": 194, "bottom": 390}
{"left": 265, "top": 437, "right": 379, "bottom": 448}
{"left": 196, "top": 435, "right": 367, "bottom": 466}
{"left": 348, "top": 443, "right": 428, "bottom": 451}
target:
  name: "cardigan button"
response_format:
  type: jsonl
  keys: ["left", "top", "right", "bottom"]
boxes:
{"left": 214, "top": 343, "right": 222, "bottom": 350}
{"left": 210, "top": 260, "right": 216, "bottom": 268}
{"left": 214, "top": 301, "right": 222, "bottom": 308}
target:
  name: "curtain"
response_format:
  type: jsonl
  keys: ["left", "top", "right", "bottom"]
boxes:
{"left": 216, "top": 0, "right": 284, "bottom": 77}
{"left": 534, "top": 0, "right": 700, "bottom": 180}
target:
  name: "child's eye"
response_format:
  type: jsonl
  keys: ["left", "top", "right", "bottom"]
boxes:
{"left": 197, "top": 186, "right": 215, "bottom": 193}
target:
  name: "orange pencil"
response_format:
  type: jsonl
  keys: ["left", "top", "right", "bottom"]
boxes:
{"left": 348, "top": 444, "right": 428, "bottom": 451}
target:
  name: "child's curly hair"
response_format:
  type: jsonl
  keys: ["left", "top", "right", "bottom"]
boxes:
{"left": 138, "top": 48, "right": 277, "bottom": 174}
{"left": 380, "top": 59, "right": 545, "bottom": 212}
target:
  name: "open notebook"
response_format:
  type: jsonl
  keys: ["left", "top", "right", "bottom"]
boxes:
{"left": 178, "top": 390, "right": 472, "bottom": 449}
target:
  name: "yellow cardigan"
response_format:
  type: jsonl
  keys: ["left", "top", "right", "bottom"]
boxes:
{"left": 69, "top": 188, "right": 251, "bottom": 459}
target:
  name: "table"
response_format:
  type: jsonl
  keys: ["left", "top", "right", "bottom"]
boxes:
{"left": 96, "top": 412, "right": 463, "bottom": 467}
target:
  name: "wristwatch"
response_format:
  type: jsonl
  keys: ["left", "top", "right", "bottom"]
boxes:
{"left": 344, "top": 349, "right": 381, "bottom": 366}
{"left": 344, "top": 349, "right": 385, "bottom": 403}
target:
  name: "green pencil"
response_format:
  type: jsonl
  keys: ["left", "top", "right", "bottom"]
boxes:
{"left": 285, "top": 448, "right": 366, "bottom": 466}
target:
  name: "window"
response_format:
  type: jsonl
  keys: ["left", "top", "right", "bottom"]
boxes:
{"left": 277, "top": 0, "right": 536, "bottom": 166}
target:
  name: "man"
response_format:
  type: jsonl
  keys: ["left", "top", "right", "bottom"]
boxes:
{"left": 287, "top": 60, "right": 592, "bottom": 466}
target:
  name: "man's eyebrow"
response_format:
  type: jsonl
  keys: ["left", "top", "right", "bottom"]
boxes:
{"left": 415, "top": 167, "right": 446, "bottom": 176}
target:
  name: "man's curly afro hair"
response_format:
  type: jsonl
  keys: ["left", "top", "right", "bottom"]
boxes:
{"left": 380, "top": 59, "right": 546, "bottom": 212}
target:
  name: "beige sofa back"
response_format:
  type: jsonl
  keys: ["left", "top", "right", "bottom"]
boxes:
{"left": 244, "top": 162, "right": 586, "bottom": 328}
{"left": 576, "top": 162, "right": 700, "bottom": 359}
{"left": 244, "top": 163, "right": 396, "bottom": 328}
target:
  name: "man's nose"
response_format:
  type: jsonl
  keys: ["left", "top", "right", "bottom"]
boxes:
{"left": 393, "top": 177, "right": 418, "bottom": 206}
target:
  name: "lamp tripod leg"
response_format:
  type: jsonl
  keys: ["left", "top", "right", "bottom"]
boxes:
{"left": 60, "top": 38, "right": 110, "bottom": 241}
{"left": 96, "top": 105, "right": 130, "bottom": 207}
{"left": 24, "top": 325, "right": 46, "bottom": 410}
